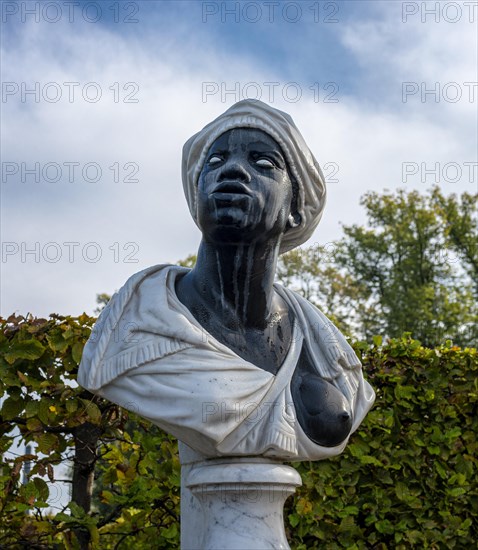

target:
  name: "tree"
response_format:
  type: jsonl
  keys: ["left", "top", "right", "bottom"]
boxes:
{"left": 0, "top": 314, "right": 179, "bottom": 549}
{"left": 93, "top": 294, "right": 111, "bottom": 315}
{"left": 276, "top": 245, "right": 375, "bottom": 337}
{"left": 431, "top": 187, "right": 478, "bottom": 297}
{"left": 278, "top": 188, "right": 477, "bottom": 347}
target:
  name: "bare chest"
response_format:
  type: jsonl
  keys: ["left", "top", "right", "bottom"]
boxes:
{"left": 199, "top": 314, "right": 293, "bottom": 375}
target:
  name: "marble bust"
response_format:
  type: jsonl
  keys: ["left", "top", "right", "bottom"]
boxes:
{"left": 78, "top": 99, "right": 375, "bottom": 462}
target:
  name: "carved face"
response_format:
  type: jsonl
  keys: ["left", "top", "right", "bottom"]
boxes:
{"left": 197, "top": 128, "right": 294, "bottom": 246}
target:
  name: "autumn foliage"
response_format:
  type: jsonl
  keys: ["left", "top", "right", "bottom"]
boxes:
{"left": 1, "top": 314, "right": 476, "bottom": 548}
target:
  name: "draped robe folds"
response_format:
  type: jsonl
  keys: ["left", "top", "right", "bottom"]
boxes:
{"left": 78, "top": 264, "right": 375, "bottom": 461}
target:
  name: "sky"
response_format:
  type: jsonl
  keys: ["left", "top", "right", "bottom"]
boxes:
{"left": 1, "top": 0, "right": 477, "bottom": 318}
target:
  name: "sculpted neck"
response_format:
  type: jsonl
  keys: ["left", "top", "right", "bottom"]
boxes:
{"left": 187, "top": 239, "right": 281, "bottom": 330}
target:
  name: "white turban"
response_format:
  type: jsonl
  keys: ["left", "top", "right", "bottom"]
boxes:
{"left": 181, "top": 99, "right": 326, "bottom": 254}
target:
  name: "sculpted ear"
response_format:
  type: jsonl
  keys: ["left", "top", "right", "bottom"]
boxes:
{"left": 285, "top": 172, "right": 301, "bottom": 232}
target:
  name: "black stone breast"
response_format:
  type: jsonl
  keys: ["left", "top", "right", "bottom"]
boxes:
{"left": 291, "top": 344, "right": 353, "bottom": 447}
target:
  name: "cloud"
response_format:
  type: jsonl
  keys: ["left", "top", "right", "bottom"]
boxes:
{"left": 1, "top": 3, "right": 476, "bottom": 317}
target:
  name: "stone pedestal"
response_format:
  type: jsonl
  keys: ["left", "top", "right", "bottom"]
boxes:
{"left": 179, "top": 443, "right": 302, "bottom": 550}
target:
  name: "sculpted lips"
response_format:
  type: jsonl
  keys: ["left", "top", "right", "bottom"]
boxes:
{"left": 211, "top": 181, "right": 252, "bottom": 196}
{"left": 211, "top": 181, "right": 252, "bottom": 205}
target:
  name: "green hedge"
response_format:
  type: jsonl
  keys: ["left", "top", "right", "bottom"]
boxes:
{"left": 0, "top": 315, "right": 476, "bottom": 548}
{"left": 288, "top": 335, "right": 477, "bottom": 549}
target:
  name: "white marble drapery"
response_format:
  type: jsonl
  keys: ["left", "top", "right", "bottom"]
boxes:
{"left": 78, "top": 264, "right": 375, "bottom": 462}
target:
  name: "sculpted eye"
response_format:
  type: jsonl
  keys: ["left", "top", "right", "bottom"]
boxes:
{"left": 208, "top": 155, "right": 223, "bottom": 165}
{"left": 256, "top": 158, "right": 275, "bottom": 168}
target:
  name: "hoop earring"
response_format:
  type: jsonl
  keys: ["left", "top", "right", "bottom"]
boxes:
{"left": 288, "top": 214, "right": 299, "bottom": 228}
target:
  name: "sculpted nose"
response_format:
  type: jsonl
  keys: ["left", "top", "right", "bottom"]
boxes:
{"left": 218, "top": 160, "right": 251, "bottom": 183}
